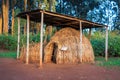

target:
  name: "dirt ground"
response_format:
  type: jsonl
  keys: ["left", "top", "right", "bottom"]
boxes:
{"left": 0, "top": 58, "right": 120, "bottom": 80}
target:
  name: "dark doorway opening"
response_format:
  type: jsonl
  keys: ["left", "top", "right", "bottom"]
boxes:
{"left": 51, "top": 43, "right": 58, "bottom": 63}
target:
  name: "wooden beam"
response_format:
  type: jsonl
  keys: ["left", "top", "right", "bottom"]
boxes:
{"left": 80, "top": 21, "right": 104, "bottom": 28}
{"left": 63, "top": 21, "right": 79, "bottom": 25}
{"left": 44, "top": 11, "right": 80, "bottom": 21}
{"left": 105, "top": 26, "right": 108, "bottom": 61}
{"left": 88, "top": 28, "right": 92, "bottom": 40}
{"left": 40, "top": 12, "right": 44, "bottom": 67}
{"left": 79, "top": 21, "right": 82, "bottom": 63}
{"left": 17, "top": 17, "right": 20, "bottom": 59}
{"left": 26, "top": 14, "right": 30, "bottom": 64}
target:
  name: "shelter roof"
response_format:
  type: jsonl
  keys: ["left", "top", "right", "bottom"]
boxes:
{"left": 16, "top": 9, "right": 107, "bottom": 29}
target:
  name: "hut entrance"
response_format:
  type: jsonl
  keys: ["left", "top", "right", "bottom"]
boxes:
{"left": 51, "top": 43, "right": 58, "bottom": 63}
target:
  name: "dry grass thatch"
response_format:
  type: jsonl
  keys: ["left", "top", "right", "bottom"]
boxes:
{"left": 44, "top": 27, "right": 94, "bottom": 64}
{"left": 20, "top": 43, "right": 40, "bottom": 63}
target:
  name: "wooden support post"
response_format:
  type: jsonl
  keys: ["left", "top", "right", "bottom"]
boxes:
{"left": 105, "top": 26, "right": 108, "bottom": 61}
{"left": 88, "top": 28, "right": 91, "bottom": 40}
{"left": 79, "top": 21, "right": 82, "bottom": 63}
{"left": 26, "top": 15, "right": 30, "bottom": 64}
{"left": 40, "top": 12, "right": 44, "bottom": 67}
{"left": 17, "top": 17, "right": 20, "bottom": 59}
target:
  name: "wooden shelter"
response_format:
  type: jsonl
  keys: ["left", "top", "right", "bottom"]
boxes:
{"left": 16, "top": 9, "right": 108, "bottom": 67}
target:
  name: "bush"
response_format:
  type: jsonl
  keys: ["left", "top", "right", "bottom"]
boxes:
{"left": 91, "top": 38, "right": 105, "bottom": 56}
{"left": 91, "top": 31, "right": 120, "bottom": 57}
{"left": 0, "top": 35, "right": 17, "bottom": 50}
{"left": 0, "top": 33, "right": 41, "bottom": 51}
{"left": 108, "top": 34, "right": 120, "bottom": 56}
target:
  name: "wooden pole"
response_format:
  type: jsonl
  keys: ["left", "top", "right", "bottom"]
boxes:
{"left": 105, "top": 26, "right": 108, "bottom": 61}
{"left": 88, "top": 28, "right": 91, "bottom": 40}
{"left": 26, "top": 14, "right": 30, "bottom": 64}
{"left": 40, "top": 12, "right": 44, "bottom": 67}
{"left": 79, "top": 21, "right": 82, "bottom": 63}
{"left": 17, "top": 17, "right": 20, "bottom": 59}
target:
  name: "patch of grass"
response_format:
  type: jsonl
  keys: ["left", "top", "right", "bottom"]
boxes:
{"left": 0, "top": 52, "right": 17, "bottom": 58}
{"left": 95, "top": 57, "right": 120, "bottom": 67}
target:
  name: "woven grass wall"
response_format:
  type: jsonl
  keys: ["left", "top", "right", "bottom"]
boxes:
{"left": 20, "top": 43, "right": 40, "bottom": 63}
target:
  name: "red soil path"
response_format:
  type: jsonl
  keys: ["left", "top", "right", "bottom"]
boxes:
{"left": 0, "top": 58, "right": 120, "bottom": 80}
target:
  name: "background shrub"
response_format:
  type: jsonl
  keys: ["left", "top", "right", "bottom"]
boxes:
{"left": 0, "top": 34, "right": 40, "bottom": 51}
{"left": 0, "top": 35, "right": 17, "bottom": 50}
{"left": 91, "top": 31, "right": 120, "bottom": 57}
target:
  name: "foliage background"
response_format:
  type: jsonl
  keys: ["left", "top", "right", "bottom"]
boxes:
{"left": 91, "top": 31, "right": 120, "bottom": 57}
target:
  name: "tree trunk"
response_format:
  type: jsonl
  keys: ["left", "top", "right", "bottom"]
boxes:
{"left": 49, "top": 0, "right": 52, "bottom": 11}
{"left": 11, "top": 8, "right": 14, "bottom": 35}
{"left": 36, "top": 23, "right": 40, "bottom": 34}
{"left": 24, "top": 24, "right": 26, "bottom": 35}
{"left": 49, "top": 0, "right": 56, "bottom": 12}
{"left": 27, "top": 0, "right": 32, "bottom": 11}
{"left": 0, "top": 14, "right": 2, "bottom": 34}
{"left": 24, "top": 0, "right": 27, "bottom": 35}
{"left": 44, "top": 25, "right": 53, "bottom": 45}
{"left": 11, "top": 0, "right": 16, "bottom": 35}
{"left": 24, "top": 0, "right": 27, "bottom": 11}
{"left": 2, "top": 0, "right": 9, "bottom": 35}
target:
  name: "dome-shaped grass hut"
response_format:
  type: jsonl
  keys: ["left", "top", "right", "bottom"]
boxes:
{"left": 44, "top": 27, "right": 94, "bottom": 64}
{"left": 20, "top": 27, "right": 94, "bottom": 64}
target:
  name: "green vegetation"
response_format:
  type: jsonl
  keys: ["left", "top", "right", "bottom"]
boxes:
{"left": 0, "top": 35, "right": 17, "bottom": 50}
{"left": 95, "top": 57, "right": 120, "bottom": 67}
{"left": 91, "top": 31, "right": 120, "bottom": 57}
{"left": 0, "top": 52, "right": 16, "bottom": 58}
{"left": 0, "top": 33, "right": 41, "bottom": 50}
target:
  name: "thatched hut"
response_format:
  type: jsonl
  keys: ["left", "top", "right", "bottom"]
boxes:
{"left": 44, "top": 27, "right": 94, "bottom": 64}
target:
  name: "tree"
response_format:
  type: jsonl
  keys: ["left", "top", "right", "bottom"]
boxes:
{"left": 0, "top": 0, "right": 2, "bottom": 34}
{"left": 24, "top": 0, "right": 27, "bottom": 35}
{"left": 56, "top": 0, "right": 100, "bottom": 18}
{"left": 114, "top": 0, "right": 120, "bottom": 30}
{"left": 11, "top": 0, "right": 16, "bottom": 35}
{"left": 0, "top": 14, "right": 2, "bottom": 34}
{"left": 49, "top": 0, "right": 56, "bottom": 12}
{"left": 87, "top": 0, "right": 119, "bottom": 30}
{"left": 2, "top": 0, "right": 9, "bottom": 34}
{"left": 24, "top": 0, "right": 27, "bottom": 11}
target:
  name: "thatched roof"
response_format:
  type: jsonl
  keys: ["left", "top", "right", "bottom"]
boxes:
{"left": 16, "top": 9, "right": 107, "bottom": 29}
{"left": 44, "top": 28, "right": 94, "bottom": 64}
